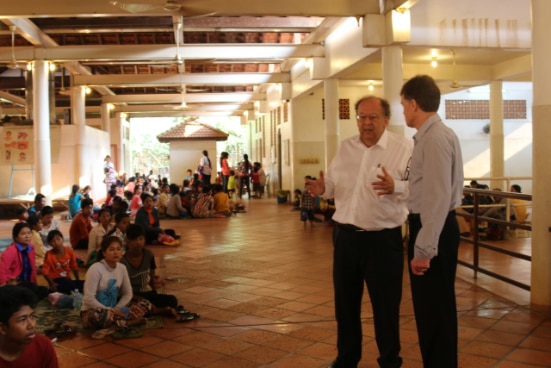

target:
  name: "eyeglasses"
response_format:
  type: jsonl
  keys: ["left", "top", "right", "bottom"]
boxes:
{"left": 356, "top": 114, "right": 382, "bottom": 122}
{"left": 403, "top": 157, "right": 411, "bottom": 181}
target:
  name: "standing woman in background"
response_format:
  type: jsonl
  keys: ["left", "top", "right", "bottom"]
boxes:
{"left": 238, "top": 154, "right": 252, "bottom": 199}
{"left": 199, "top": 150, "right": 212, "bottom": 189}
{"left": 103, "top": 155, "right": 117, "bottom": 194}
{"left": 220, "top": 152, "right": 231, "bottom": 193}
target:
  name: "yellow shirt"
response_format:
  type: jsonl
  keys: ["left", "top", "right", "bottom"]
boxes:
{"left": 31, "top": 230, "right": 45, "bottom": 267}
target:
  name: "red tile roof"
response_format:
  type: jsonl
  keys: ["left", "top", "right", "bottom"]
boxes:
{"left": 157, "top": 118, "right": 229, "bottom": 142}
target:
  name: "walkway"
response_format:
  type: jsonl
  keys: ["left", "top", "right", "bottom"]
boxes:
{"left": 0, "top": 198, "right": 550, "bottom": 367}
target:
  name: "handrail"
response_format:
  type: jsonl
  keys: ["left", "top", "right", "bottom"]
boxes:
{"left": 457, "top": 188, "right": 532, "bottom": 291}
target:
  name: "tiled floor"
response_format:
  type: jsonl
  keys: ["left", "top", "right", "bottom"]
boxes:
{"left": 1, "top": 198, "right": 551, "bottom": 367}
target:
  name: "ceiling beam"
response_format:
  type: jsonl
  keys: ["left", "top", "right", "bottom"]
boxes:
{"left": 74, "top": 73, "right": 291, "bottom": 87}
{"left": 102, "top": 92, "right": 266, "bottom": 104}
{"left": 0, "top": 44, "right": 325, "bottom": 63}
{"left": 113, "top": 103, "right": 254, "bottom": 112}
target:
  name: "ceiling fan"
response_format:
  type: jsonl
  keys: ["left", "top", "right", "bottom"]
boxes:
{"left": 7, "top": 25, "right": 19, "bottom": 70}
{"left": 449, "top": 49, "right": 462, "bottom": 89}
{"left": 109, "top": 0, "right": 182, "bottom": 13}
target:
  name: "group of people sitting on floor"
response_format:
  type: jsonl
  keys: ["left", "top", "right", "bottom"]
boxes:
{"left": 1, "top": 195, "right": 200, "bottom": 349}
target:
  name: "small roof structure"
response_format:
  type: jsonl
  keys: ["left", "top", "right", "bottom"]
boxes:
{"left": 157, "top": 118, "right": 229, "bottom": 143}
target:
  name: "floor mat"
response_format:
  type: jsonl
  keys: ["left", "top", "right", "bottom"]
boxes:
{"left": 34, "top": 299, "right": 163, "bottom": 334}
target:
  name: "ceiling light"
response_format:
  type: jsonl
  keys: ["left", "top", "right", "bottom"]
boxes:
{"left": 431, "top": 57, "right": 438, "bottom": 68}
{"left": 164, "top": 0, "right": 181, "bottom": 11}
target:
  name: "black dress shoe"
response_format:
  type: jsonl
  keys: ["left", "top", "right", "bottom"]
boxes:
{"left": 327, "top": 360, "right": 356, "bottom": 368}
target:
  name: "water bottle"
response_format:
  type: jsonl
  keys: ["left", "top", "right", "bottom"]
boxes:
{"left": 72, "top": 290, "right": 83, "bottom": 311}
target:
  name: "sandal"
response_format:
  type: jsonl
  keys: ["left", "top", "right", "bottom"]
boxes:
{"left": 176, "top": 305, "right": 190, "bottom": 315}
{"left": 45, "top": 323, "right": 77, "bottom": 341}
{"left": 176, "top": 312, "right": 200, "bottom": 322}
{"left": 112, "top": 327, "right": 142, "bottom": 339}
{"left": 91, "top": 328, "right": 115, "bottom": 339}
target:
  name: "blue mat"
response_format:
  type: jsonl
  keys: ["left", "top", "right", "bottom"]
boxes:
{"left": 0, "top": 238, "right": 11, "bottom": 252}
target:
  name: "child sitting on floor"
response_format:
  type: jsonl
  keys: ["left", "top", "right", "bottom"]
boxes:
{"left": 42, "top": 230, "right": 84, "bottom": 294}
{"left": 27, "top": 214, "right": 46, "bottom": 273}
{"left": 120, "top": 224, "right": 199, "bottom": 322}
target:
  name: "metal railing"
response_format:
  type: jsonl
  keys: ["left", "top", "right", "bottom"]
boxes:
{"left": 456, "top": 188, "right": 532, "bottom": 290}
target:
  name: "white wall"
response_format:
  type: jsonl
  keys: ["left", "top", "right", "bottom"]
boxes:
{"left": 168, "top": 140, "right": 217, "bottom": 185}
{"left": 0, "top": 124, "right": 110, "bottom": 201}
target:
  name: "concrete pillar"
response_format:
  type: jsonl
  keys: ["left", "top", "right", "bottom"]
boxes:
{"left": 101, "top": 103, "right": 111, "bottom": 132}
{"left": 324, "top": 79, "right": 339, "bottom": 171}
{"left": 489, "top": 81, "right": 504, "bottom": 189}
{"left": 115, "top": 112, "right": 126, "bottom": 174}
{"left": 32, "top": 60, "right": 53, "bottom": 204}
{"left": 71, "top": 86, "right": 87, "bottom": 187}
{"left": 531, "top": 0, "right": 551, "bottom": 306}
{"left": 382, "top": 46, "right": 406, "bottom": 136}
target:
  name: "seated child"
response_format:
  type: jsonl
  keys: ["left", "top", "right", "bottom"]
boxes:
{"left": 157, "top": 184, "right": 170, "bottom": 218}
{"left": 87, "top": 209, "right": 113, "bottom": 267}
{"left": 106, "top": 212, "right": 131, "bottom": 241}
{"left": 135, "top": 194, "right": 179, "bottom": 246}
{"left": 42, "top": 230, "right": 84, "bottom": 294}
{"left": 38, "top": 206, "right": 60, "bottom": 248}
{"left": 192, "top": 183, "right": 214, "bottom": 218}
{"left": 16, "top": 207, "right": 28, "bottom": 223}
{"left": 166, "top": 184, "right": 188, "bottom": 218}
{"left": 212, "top": 184, "right": 231, "bottom": 217}
{"left": 120, "top": 225, "right": 198, "bottom": 322}
{"left": 69, "top": 198, "right": 93, "bottom": 250}
{"left": 81, "top": 236, "right": 152, "bottom": 336}
{"left": 0, "top": 286, "right": 58, "bottom": 367}
{"left": 27, "top": 214, "right": 46, "bottom": 273}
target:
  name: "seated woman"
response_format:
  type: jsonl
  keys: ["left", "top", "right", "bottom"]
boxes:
{"left": 81, "top": 236, "right": 152, "bottom": 336}
{"left": 68, "top": 184, "right": 82, "bottom": 219}
{"left": 42, "top": 230, "right": 84, "bottom": 293}
{"left": 166, "top": 184, "right": 188, "bottom": 218}
{"left": 192, "top": 183, "right": 214, "bottom": 218}
{"left": 120, "top": 224, "right": 198, "bottom": 322}
{"left": 134, "top": 193, "right": 179, "bottom": 246}
{"left": 0, "top": 223, "right": 49, "bottom": 300}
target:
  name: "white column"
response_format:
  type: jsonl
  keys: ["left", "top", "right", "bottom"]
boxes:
{"left": 71, "top": 86, "right": 87, "bottom": 187}
{"left": 489, "top": 81, "right": 504, "bottom": 189}
{"left": 531, "top": 0, "right": 551, "bottom": 305}
{"left": 324, "top": 79, "right": 339, "bottom": 171}
{"left": 382, "top": 46, "right": 406, "bottom": 136}
{"left": 115, "top": 112, "right": 126, "bottom": 174}
{"left": 32, "top": 60, "right": 53, "bottom": 204}
{"left": 101, "top": 103, "right": 111, "bottom": 132}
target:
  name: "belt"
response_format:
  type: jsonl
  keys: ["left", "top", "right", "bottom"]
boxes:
{"left": 335, "top": 222, "right": 367, "bottom": 232}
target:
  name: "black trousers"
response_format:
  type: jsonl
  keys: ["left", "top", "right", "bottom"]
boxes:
{"left": 333, "top": 224, "right": 404, "bottom": 368}
{"left": 408, "top": 211, "right": 459, "bottom": 368}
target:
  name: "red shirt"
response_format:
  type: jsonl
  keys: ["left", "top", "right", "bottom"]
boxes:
{"left": 69, "top": 213, "right": 92, "bottom": 248}
{"left": 0, "top": 334, "right": 58, "bottom": 368}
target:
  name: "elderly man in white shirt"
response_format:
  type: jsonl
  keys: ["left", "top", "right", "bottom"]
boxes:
{"left": 307, "top": 96, "right": 412, "bottom": 368}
